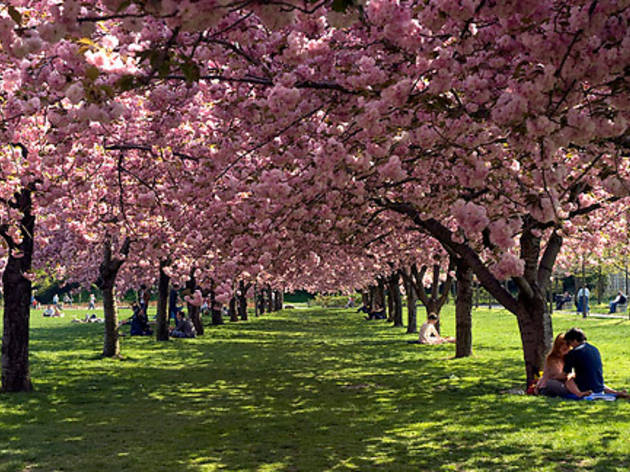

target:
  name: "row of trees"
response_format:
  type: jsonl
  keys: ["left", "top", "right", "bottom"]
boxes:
{"left": 1, "top": 0, "right": 629, "bottom": 391}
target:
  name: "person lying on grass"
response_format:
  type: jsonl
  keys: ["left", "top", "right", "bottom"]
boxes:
{"left": 535, "top": 333, "right": 591, "bottom": 398}
{"left": 71, "top": 314, "right": 104, "bottom": 324}
{"left": 43, "top": 305, "right": 64, "bottom": 317}
{"left": 418, "top": 313, "right": 455, "bottom": 345}
{"left": 562, "top": 328, "right": 630, "bottom": 399}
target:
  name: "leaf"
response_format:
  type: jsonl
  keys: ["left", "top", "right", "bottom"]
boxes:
{"left": 8, "top": 5, "right": 22, "bottom": 25}
{"left": 137, "top": 50, "right": 153, "bottom": 64}
{"left": 331, "top": 0, "right": 348, "bottom": 12}
{"left": 85, "top": 66, "right": 100, "bottom": 81}
{"left": 100, "top": 85, "right": 115, "bottom": 98}
{"left": 77, "top": 38, "right": 97, "bottom": 47}
{"left": 180, "top": 60, "right": 200, "bottom": 83}
{"left": 116, "top": 75, "right": 136, "bottom": 91}
{"left": 157, "top": 59, "right": 171, "bottom": 78}
{"left": 116, "top": 0, "right": 132, "bottom": 12}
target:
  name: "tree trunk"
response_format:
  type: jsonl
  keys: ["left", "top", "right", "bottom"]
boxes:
{"left": 257, "top": 290, "right": 264, "bottom": 315}
{"left": 386, "top": 282, "right": 395, "bottom": 322}
{"left": 275, "top": 290, "right": 284, "bottom": 311}
{"left": 254, "top": 284, "right": 260, "bottom": 317}
{"left": 101, "top": 281, "right": 120, "bottom": 357}
{"left": 186, "top": 270, "right": 204, "bottom": 335}
{"left": 229, "top": 296, "right": 238, "bottom": 322}
{"left": 401, "top": 271, "right": 418, "bottom": 333}
{"left": 388, "top": 273, "right": 403, "bottom": 327}
{"left": 209, "top": 288, "right": 223, "bottom": 325}
{"left": 238, "top": 281, "right": 250, "bottom": 321}
{"left": 155, "top": 261, "right": 170, "bottom": 341}
{"left": 455, "top": 261, "right": 473, "bottom": 358}
{"left": 367, "top": 286, "right": 376, "bottom": 311}
{"left": 1, "top": 188, "right": 35, "bottom": 393}
{"left": 376, "top": 278, "right": 386, "bottom": 309}
{"left": 265, "top": 285, "right": 273, "bottom": 313}
{"left": 516, "top": 295, "right": 552, "bottom": 383}
{"left": 98, "top": 236, "right": 130, "bottom": 358}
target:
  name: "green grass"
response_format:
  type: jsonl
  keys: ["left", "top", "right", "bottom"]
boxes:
{"left": 1, "top": 306, "right": 630, "bottom": 471}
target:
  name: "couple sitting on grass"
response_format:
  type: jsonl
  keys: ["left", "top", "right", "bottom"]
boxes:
{"left": 536, "top": 327, "right": 629, "bottom": 399}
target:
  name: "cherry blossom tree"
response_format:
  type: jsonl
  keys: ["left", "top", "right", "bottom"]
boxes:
{"left": 3, "top": 0, "right": 630, "bottom": 390}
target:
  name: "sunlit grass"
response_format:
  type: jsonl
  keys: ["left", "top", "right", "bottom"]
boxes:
{"left": 0, "top": 305, "right": 629, "bottom": 471}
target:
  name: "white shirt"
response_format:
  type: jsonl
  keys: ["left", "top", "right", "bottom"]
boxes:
{"left": 419, "top": 322, "right": 441, "bottom": 344}
{"left": 577, "top": 288, "right": 590, "bottom": 298}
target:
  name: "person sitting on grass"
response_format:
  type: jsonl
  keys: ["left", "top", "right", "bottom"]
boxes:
{"left": 535, "top": 333, "right": 591, "bottom": 398}
{"left": 129, "top": 302, "right": 152, "bottom": 336}
{"left": 563, "top": 327, "right": 629, "bottom": 399}
{"left": 42, "top": 305, "right": 54, "bottom": 317}
{"left": 418, "top": 313, "right": 455, "bottom": 345}
{"left": 361, "top": 303, "right": 386, "bottom": 320}
{"left": 373, "top": 304, "right": 386, "bottom": 319}
{"left": 169, "top": 311, "right": 197, "bottom": 338}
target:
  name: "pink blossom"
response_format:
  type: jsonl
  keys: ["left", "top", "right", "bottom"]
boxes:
{"left": 491, "top": 254, "right": 525, "bottom": 280}
{"left": 452, "top": 199, "right": 489, "bottom": 237}
{"left": 65, "top": 83, "right": 84, "bottom": 104}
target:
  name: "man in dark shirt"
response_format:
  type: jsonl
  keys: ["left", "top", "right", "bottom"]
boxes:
{"left": 563, "top": 328, "right": 629, "bottom": 398}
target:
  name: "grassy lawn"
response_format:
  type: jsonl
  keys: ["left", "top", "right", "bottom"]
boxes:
{"left": 1, "top": 305, "right": 630, "bottom": 471}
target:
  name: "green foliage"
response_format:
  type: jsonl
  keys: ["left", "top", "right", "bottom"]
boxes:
{"left": 1, "top": 307, "right": 630, "bottom": 471}
{"left": 309, "top": 294, "right": 355, "bottom": 307}
{"left": 284, "top": 290, "right": 314, "bottom": 303}
{"left": 331, "top": 0, "right": 352, "bottom": 12}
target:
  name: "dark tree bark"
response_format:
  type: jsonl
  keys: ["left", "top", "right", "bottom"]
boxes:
{"left": 367, "top": 286, "right": 376, "bottom": 311}
{"left": 238, "top": 281, "right": 250, "bottom": 321}
{"left": 209, "top": 286, "right": 223, "bottom": 325}
{"left": 274, "top": 290, "right": 284, "bottom": 311}
{"left": 155, "top": 261, "right": 170, "bottom": 341}
{"left": 1, "top": 182, "right": 35, "bottom": 393}
{"left": 186, "top": 269, "right": 204, "bottom": 335}
{"left": 376, "top": 278, "right": 386, "bottom": 309}
{"left": 257, "top": 292, "right": 265, "bottom": 315}
{"left": 254, "top": 284, "right": 261, "bottom": 316}
{"left": 229, "top": 296, "right": 238, "bottom": 322}
{"left": 97, "top": 236, "right": 130, "bottom": 358}
{"left": 386, "top": 279, "right": 395, "bottom": 322}
{"left": 455, "top": 261, "right": 473, "bottom": 358}
{"left": 401, "top": 270, "right": 418, "bottom": 333}
{"left": 265, "top": 285, "right": 273, "bottom": 312}
{"left": 387, "top": 272, "right": 403, "bottom": 327}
